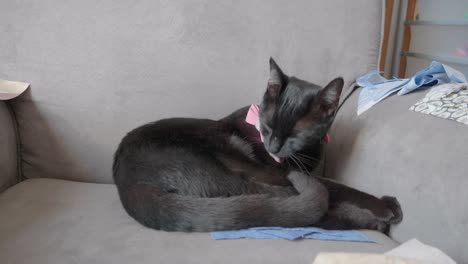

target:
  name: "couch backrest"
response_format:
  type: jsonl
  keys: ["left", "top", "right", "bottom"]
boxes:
{"left": 1, "top": 0, "right": 383, "bottom": 183}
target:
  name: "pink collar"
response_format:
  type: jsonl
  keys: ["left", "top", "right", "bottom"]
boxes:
{"left": 245, "top": 104, "right": 330, "bottom": 163}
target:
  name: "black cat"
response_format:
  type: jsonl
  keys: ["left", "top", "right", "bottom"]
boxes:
{"left": 113, "top": 58, "right": 402, "bottom": 233}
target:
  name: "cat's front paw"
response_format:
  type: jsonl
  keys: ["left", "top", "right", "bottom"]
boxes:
{"left": 286, "top": 171, "right": 326, "bottom": 196}
{"left": 286, "top": 171, "right": 310, "bottom": 193}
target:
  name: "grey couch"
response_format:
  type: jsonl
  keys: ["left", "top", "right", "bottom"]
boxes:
{"left": 1, "top": 1, "right": 466, "bottom": 263}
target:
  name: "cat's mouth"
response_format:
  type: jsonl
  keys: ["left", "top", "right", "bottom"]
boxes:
{"left": 267, "top": 151, "right": 284, "bottom": 163}
{"left": 263, "top": 138, "right": 294, "bottom": 164}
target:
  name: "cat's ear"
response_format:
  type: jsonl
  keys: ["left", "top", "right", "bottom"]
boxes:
{"left": 267, "top": 57, "right": 287, "bottom": 98}
{"left": 269, "top": 57, "right": 285, "bottom": 85}
{"left": 318, "top": 77, "right": 344, "bottom": 117}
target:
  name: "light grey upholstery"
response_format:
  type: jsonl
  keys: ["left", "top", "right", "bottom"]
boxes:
{"left": 3, "top": 1, "right": 435, "bottom": 263}
{"left": 1, "top": 0, "right": 383, "bottom": 183}
{"left": 0, "top": 101, "right": 17, "bottom": 192}
{"left": 0, "top": 179, "right": 397, "bottom": 264}
{"left": 325, "top": 88, "right": 468, "bottom": 263}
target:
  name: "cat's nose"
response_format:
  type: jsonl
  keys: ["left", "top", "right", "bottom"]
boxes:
{"left": 268, "top": 137, "right": 282, "bottom": 154}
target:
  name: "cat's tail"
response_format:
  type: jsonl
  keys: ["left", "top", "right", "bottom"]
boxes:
{"left": 117, "top": 172, "right": 329, "bottom": 232}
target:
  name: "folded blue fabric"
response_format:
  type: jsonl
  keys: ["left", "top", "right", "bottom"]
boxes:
{"left": 211, "top": 227, "right": 373, "bottom": 242}
{"left": 356, "top": 61, "right": 467, "bottom": 115}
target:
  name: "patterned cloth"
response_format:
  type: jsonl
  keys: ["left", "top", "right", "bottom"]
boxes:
{"left": 410, "top": 83, "right": 468, "bottom": 125}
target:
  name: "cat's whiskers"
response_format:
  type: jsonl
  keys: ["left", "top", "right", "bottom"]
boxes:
{"left": 296, "top": 154, "right": 324, "bottom": 168}
{"left": 290, "top": 154, "right": 311, "bottom": 177}
{"left": 296, "top": 153, "right": 322, "bottom": 163}
{"left": 289, "top": 155, "right": 305, "bottom": 175}
{"left": 297, "top": 156, "right": 322, "bottom": 167}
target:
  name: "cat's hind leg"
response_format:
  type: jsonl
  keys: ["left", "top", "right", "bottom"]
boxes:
{"left": 316, "top": 177, "right": 403, "bottom": 233}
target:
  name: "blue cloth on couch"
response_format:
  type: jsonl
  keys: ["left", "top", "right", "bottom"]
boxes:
{"left": 211, "top": 227, "right": 373, "bottom": 242}
{"left": 356, "top": 61, "right": 467, "bottom": 115}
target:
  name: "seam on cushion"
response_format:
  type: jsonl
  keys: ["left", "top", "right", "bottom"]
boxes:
{"left": 337, "top": 82, "right": 359, "bottom": 113}
{"left": 323, "top": 82, "right": 360, "bottom": 178}
{"left": 324, "top": 0, "right": 385, "bottom": 175}
{"left": 5, "top": 101, "right": 23, "bottom": 183}
{"left": 377, "top": 0, "right": 385, "bottom": 71}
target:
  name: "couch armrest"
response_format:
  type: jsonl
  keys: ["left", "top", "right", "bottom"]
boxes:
{"left": 326, "top": 88, "right": 468, "bottom": 263}
{"left": 0, "top": 101, "right": 19, "bottom": 192}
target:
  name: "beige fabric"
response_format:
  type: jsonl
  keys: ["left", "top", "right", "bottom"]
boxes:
{"left": 1, "top": 0, "right": 384, "bottom": 183}
{"left": 313, "top": 253, "right": 430, "bottom": 264}
{"left": 0, "top": 79, "right": 30, "bottom": 100}
{"left": 385, "top": 239, "right": 456, "bottom": 264}
{"left": 0, "top": 179, "right": 397, "bottom": 264}
{"left": 0, "top": 101, "right": 17, "bottom": 192}
{"left": 313, "top": 239, "right": 457, "bottom": 264}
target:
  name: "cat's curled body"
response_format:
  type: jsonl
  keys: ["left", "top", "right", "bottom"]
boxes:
{"left": 113, "top": 59, "right": 402, "bottom": 232}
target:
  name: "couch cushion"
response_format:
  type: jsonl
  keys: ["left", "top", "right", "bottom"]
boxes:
{"left": 0, "top": 101, "right": 17, "bottom": 192}
{"left": 0, "top": 179, "right": 397, "bottom": 264}
{"left": 1, "top": 0, "right": 384, "bottom": 183}
{"left": 325, "top": 88, "right": 468, "bottom": 263}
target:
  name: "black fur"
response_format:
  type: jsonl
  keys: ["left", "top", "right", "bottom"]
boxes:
{"left": 113, "top": 58, "right": 402, "bottom": 232}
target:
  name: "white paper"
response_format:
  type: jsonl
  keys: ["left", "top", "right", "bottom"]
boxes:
{"left": 385, "top": 239, "right": 456, "bottom": 264}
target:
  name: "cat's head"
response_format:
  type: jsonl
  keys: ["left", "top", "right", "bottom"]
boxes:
{"left": 259, "top": 58, "right": 343, "bottom": 159}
